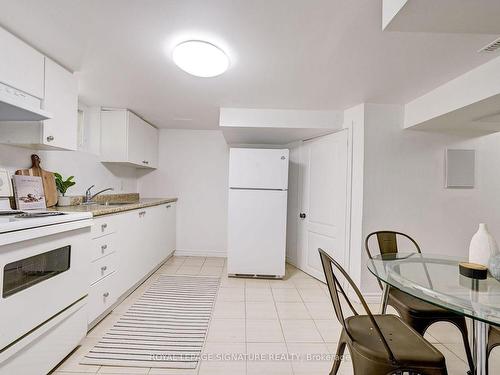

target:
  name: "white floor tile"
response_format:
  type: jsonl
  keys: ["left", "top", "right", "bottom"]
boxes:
{"left": 297, "top": 288, "right": 329, "bottom": 302}
{"left": 246, "top": 319, "right": 284, "bottom": 342}
{"left": 198, "top": 360, "right": 246, "bottom": 375}
{"left": 217, "top": 287, "right": 245, "bottom": 301}
{"left": 97, "top": 366, "right": 149, "bottom": 374}
{"left": 280, "top": 320, "right": 323, "bottom": 343}
{"left": 271, "top": 288, "right": 301, "bottom": 302}
{"left": 245, "top": 279, "right": 271, "bottom": 289}
{"left": 247, "top": 360, "right": 293, "bottom": 375}
{"left": 213, "top": 301, "right": 246, "bottom": 319}
{"left": 207, "top": 319, "right": 246, "bottom": 342}
{"left": 275, "top": 302, "right": 311, "bottom": 319}
{"left": 246, "top": 287, "right": 274, "bottom": 301}
{"left": 314, "top": 319, "right": 343, "bottom": 342}
{"left": 304, "top": 302, "right": 335, "bottom": 320}
{"left": 246, "top": 301, "right": 279, "bottom": 319}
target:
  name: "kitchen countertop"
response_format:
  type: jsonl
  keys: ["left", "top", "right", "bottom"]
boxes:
{"left": 50, "top": 198, "right": 177, "bottom": 217}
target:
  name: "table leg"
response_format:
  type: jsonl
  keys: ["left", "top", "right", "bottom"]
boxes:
{"left": 380, "top": 283, "right": 389, "bottom": 314}
{"left": 472, "top": 319, "right": 489, "bottom": 375}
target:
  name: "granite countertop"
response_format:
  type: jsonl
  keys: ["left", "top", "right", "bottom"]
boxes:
{"left": 50, "top": 196, "right": 177, "bottom": 217}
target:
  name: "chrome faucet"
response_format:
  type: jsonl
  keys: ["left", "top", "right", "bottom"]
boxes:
{"left": 83, "top": 185, "right": 114, "bottom": 204}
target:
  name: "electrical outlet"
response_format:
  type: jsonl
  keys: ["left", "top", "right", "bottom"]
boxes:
{"left": 0, "top": 169, "right": 13, "bottom": 197}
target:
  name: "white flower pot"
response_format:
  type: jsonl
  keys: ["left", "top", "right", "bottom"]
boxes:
{"left": 469, "top": 223, "right": 499, "bottom": 267}
{"left": 57, "top": 195, "right": 71, "bottom": 207}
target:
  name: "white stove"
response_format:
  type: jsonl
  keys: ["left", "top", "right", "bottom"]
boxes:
{"left": 0, "top": 210, "right": 92, "bottom": 234}
{"left": 0, "top": 208, "right": 92, "bottom": 374}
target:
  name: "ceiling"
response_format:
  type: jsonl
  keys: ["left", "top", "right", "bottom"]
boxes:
{"left": 0, "top": 0, "right": 498, "bottom": 129}
{"left": 384, "top": 0, "right": 500, "bottom": 34}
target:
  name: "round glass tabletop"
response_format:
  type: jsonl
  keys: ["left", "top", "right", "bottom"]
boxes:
{"left": 366, "top": 252, "right": 500, "bottom": 326}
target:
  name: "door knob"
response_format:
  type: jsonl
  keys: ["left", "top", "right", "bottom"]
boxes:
{"left": 299, "top": 213, "right": 306, "bottom": 219}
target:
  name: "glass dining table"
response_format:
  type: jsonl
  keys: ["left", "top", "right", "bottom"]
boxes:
{"left": 367, "top": 252, "right": 500, "bottom": 375}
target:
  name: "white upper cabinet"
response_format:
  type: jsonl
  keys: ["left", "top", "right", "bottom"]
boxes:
{"left": 100, "top": 109, "right": 159, "bottom": 169}
{"left": 0, "top": 29, "right": 79, "bottom": 150}
{"left": 42, "top": 58, "right": 78, "bottom": 150}
{"left": 0, "top": 27, "right": 44, "bottom": 98}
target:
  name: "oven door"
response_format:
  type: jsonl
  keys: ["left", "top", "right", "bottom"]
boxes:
{"left": 0, "top": 226, "right": 90, "bottom": 352}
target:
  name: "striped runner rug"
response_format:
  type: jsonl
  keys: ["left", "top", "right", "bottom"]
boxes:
{"left": 81, "top": 275, "right": 220, "bottom": 369}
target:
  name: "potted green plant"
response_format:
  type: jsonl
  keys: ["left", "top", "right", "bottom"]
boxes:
{"left": 54, "top": 173, "right": 76, "bottom": 206}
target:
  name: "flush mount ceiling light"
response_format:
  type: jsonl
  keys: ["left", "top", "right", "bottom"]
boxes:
{"left": 172, "top": 40, "right": 229, "bottom": 77}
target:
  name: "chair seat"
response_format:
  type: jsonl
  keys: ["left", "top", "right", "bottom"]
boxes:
{"left": 489, "top": 325, "right": 500, "bottom": 353}
{"left": 346, "top": 314, "right": 446, "bottom": 367}
{"left": 388, "top": 287, "right": 461, "bottom": 318}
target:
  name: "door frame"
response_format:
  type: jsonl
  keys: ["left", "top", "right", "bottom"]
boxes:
{"left": 290, "top": 128, "right": 353, "bottom": 282}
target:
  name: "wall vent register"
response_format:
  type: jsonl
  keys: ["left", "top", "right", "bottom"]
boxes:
{"left": 479, "top": 37, "right": 500, "bottom": 53}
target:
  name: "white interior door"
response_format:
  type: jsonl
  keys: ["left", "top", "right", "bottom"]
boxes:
{"left": 298, "top": 130, "right": 349, "bottom": 281}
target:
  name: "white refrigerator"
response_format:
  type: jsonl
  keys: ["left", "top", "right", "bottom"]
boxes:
{"left": 227, "top": 148, "right": 289, "bottom": 278}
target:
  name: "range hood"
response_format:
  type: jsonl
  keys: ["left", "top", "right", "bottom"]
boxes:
{"left": 0, "top": 82, "right": 51, "bottom": 121}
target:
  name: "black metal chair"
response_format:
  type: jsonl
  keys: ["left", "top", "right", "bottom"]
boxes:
{"left": 365, "top": 231, "right": 474, "bottom": 375}
{"left": 319, "top": 248, "right": 448, "bottom": 375}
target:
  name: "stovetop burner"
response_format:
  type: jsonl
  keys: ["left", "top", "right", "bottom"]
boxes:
{"left": 0, "top": 210, "right": 25, "bottom": 216}
{"left": 15, "top": 212, "right": 66, "bottom": 218}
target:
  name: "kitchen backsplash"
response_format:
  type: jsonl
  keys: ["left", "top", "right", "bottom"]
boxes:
{"left": 0, "top": 144, "right": 139, "bottom": 195}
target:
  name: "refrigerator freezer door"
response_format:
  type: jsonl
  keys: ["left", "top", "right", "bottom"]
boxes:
{"left": 229, "top": 148, "right": 289, "bottom": 190}
{"left": 227, "top": 189, "right": 287, "bottom": 277}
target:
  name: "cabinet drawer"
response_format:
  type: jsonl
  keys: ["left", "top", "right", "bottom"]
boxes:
{"left": 87, "top": 271, "right": 117, "bottom": 324}
{"left": 90, "top": 252, "right": 117, "bottom": 285}
{"left": 91, "top": 235, "right": 116, "bottom": 262}
{"left": 91, "top": 217, "right": 116, "bottom": 239}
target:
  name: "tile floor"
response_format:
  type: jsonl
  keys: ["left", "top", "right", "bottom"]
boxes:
{"left": 52, "top": 256, "right": 500, "bottom": 375}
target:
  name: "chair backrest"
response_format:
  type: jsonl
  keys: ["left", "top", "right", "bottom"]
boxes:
{"left": 318, "top": 248, "right": 396, "bottom": 364}
{"left": 365, "top": 231, "right": 421, "bottom": 259}
{"left": 365, "top": 231, "right": 421, "bottom": 290}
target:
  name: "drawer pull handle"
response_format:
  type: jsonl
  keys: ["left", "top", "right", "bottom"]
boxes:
{"left": 46, "top": 135, "right": 54, "bottom": 142}
{"left": 101, "top": 266, "right": 108, "bottom": 272}
{"left": 101, "top": 223, "right": 108, "bottom": 230}
{"left": 103, "top": 292, "right": 110, "bottom": 298}
{"left": 166, "top": 205, "right": 171, "bottom": 208}
{"left": 139, "top": 211, "right": 146, "bottom": 216}
{"left": 101, "top": 244, "right": 108, "bottom": 252}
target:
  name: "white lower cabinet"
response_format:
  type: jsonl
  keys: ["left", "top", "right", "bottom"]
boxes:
{"left": 88, "top": 272, "right": 118, "bottom": 324}
{"left": 86, "top": 202, "right": 176, "bottom": 326}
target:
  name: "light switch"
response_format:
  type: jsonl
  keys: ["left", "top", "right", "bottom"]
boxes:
{"left": 0, "top": 169, "right": 13, "bottom": 197}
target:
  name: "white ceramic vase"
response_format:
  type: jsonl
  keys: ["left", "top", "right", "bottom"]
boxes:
{"left": 469, "top": 223, "right": 499, "bottom": 267}
{"left": 57, "top": 195, "right": 71, "bottom": 207}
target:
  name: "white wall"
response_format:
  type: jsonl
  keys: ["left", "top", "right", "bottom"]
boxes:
{"left": 361, "top": 103, "right": 500, "bottom": 294}
{"left": 138, "top": 129, "right": 229, "bottom": 257}
{"left": 38, "top": 149, "right": 138, "bottom": 195}
{"left": 0, "top": 144, "right": 33, "bottom": 172}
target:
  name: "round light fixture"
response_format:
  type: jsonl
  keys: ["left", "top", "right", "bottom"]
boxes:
{"left": 172, "top": 40, "right": 229, "bottom": 77}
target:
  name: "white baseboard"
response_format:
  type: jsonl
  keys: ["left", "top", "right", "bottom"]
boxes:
{"left": 174, "top": 249, "right": 227, "bottom": 258}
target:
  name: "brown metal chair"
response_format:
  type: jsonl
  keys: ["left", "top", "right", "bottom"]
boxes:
{"left": 487, "top": 326, "right": 500, "bottom": 374}
{"left": 319, "top": 248, "right": 448, "bottom": 375}
{"left": 365, "top": 231, "right": 474, "bottom": 375}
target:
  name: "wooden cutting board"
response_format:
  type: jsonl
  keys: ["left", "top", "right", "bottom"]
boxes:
{"left": 15, "top": 154, "right": 58, "bottom": 207}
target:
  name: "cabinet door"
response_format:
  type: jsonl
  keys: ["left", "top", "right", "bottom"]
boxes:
{"left": 42, "top": 58, "right": 78, "bottom": 150}
{"left": 165, "top": 203, "right": 176, "bottom": 257}
{"left": 127, "top": 111, "right": 146, "bottom": 166}
{"left": 0, "top": 27, "right": 44, "bottom": 98}
{"left": 144, "top": 124, "right": 159, "bottom": 168}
